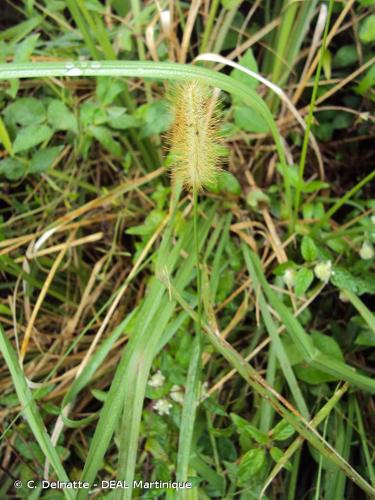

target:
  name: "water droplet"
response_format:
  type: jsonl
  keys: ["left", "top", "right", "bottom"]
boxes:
{"left": 66, "top": 67, "right": 83, "bottom": 76}
{"left": 65, "top": 62, "right": 75, "bottom": 69}
{"left": 79, "top": 61, "right": 88, "bottom": 68}
{"left": 90, "top": 61, "right": 102, "bottom": 69}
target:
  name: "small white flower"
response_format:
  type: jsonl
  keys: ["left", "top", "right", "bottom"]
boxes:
{"left": 359, "top": 241, "right": 374, "bottom": 260}
{"left": 148, "top": 370, "right": 165, "bottom": 388}
{"left": 153, "top": 399, "right": 172, "bottom": 416}
{"left": 314, "top": 260, "right": 332, "bottom": 283}
{"left": 170, "top": 385, "right": 184, "bottom": 404}
{"left": 282, "top": 269, "right": 295, "bottom": 287}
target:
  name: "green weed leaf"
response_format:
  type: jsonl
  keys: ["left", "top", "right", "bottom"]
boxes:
{"left": 106, "top": 107, "right": 141, "bottom": 130}
{"left": 136, "top": 100, "right": 172, "bottom": 138}
{"left": 295, "top": 267, "right": 314, "bottom": 296}
{"left": 333, "top": 45, "right": 358, "bottom": 68}
{"left": 96, "top": 77, "right": 125, "bottom": 105}
{"left": 89, "top": 125, "right": 122, "bottom": 157}
{"left": 222, "top": 0, "right": 242, "bottom": 9}
{"left": 231, "top": 413, "right": 268, "bottom": 445}
{"left": 13, "top": 124, "right": 52, "bottom": 153}
{"left": 295, "top": 332, "right": 344, "bottom": 384}
{"left": 359, "top": 15, "right": 375, "bottom": 44}
{"left": 29, "top": 146, "right": 63, "bottom": 173}
{"left": 230, "top": 49, "right": 259, "bottom": 90}
{"left": 0, "top": 158, "right": 26, "bottom": 180}
{"left": 238, "top": 448, "right": 266, "bottom": 484}
{"left": 48, "top": 100, "right": 78, "bottom": 132}
{"left": 5, "top": 97, "right": 46, "bottom": 126}
{"left": 271, "top": 420, "right": 295, "bottom": 441}
{"left": 233, "top": 106, "right": 269, "bottom": 133}
{"left": 301, "top": 236, "right": 318, "bottom": 261}
{"left": 331, "top": 266, "right": 375, "bottom": 295}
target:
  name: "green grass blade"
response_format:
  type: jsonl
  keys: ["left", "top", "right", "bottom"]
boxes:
{"left": 0, "top": 325, "right": 74, "bottom": 500}
{"left": 76, "top": 205, "right": 215, "bottom": 500}
{"left": 354, "top": 396, "right": 375, "bottom": 486}
{"left": 259, "top": 341, "right": 277, "bottom": 433}
{"left": 62, "top": 313, "right": 135, "bottom": 406}
{"left": 176, "top": 190, "right": 204, "bottom": 498}
{"left": 200, "top": 0, "right": 220, "bottom": 52}
{"left": 130, "top": 0, "right": 148, "bottom": 62}
{"left": 315, "top": 169, "right": 375, "bottom": 229}
{"left": 176, "top": 336, "right": 201, "bottom": 499}
{"left": 323, "top": 400, "right": 354, "bottom": 500}
{"left": 294, "top": 0, "right": 334, "bottom": 220}
{"left": 243, "top": 246, "right": 317, "bottom": 360}
{"left": 342, "top": 289, "right": 375, "bottom": 334}
{"left": 76, "top": 283, "right": 170, "bottom": 500}
{"left": 116, "top": 207, "right": 216, "bottom": 500}
{"left": 64, "top": 0, "right": 100, "bottom": 59}
{"left": 76, "top": 0, "right": 116, "bottom": 59}
{"left": 245, "top": 250, "right": 309, "bottom": 418}
{"left": 260, "top": 383, "right": 349, "bottom": 498}
{"left": 270, "top": 1, "right": 299, "bottom": 86}
{"left": 0, "top": 15, "right": 42, "bottom": 43}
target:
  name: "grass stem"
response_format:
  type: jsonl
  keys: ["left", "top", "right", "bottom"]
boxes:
{"left": 176, "top": 189, "right": 203, "bottom": 497}
{"left": 293, "top": 0, "right": 334, "bottom": 224}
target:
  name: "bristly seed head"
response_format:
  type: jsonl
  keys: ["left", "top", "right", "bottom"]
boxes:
{"left": 166, "top": 81, "right": 226, "bottom": 192}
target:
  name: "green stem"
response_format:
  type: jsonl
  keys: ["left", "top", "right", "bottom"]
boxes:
{"left": 176, "top": 189, "right": 203, "bottom": 498}
{"left": 212, "top": 3, "right": 242, "bottom": 55}
{"left": 316, "top": 169, "right": 375, "bottom": 229}
{"left": 193, "top": 189, "right": 202, "bottom": 342}
{"left": 314, "top": 415, "right": 329, "bottom": 499}
{"left": 200, "top": 0, "right": 220, "bottom": 53}
{"left": 271, "top": 1, "right": 299, "bottom": 85}
{"left": 354, "top": 397, "right": 375, "bottom": 486}
{"left": 130, "top": 0, "right": 152, "bottom": 102}
{"left": 287, "top": 447, "right": 301, "bottom": 500}
{"left": 259, "top": 341, "right": 277, "bottom": 432}
{"left": 65, "top": 0, "right": 100, "bottom": 59}
{"left": 76, "top": 0, "right": 116, "bottom": 60}
{"left": 294, "top": 0, "right": 334, "bottom": 224}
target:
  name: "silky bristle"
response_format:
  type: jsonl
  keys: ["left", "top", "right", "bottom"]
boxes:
{"left": 166, "top": 81, "right": 225, "bottom": 191}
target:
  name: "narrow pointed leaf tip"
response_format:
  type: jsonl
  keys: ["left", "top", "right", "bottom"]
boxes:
{"left": 167, "top": 81, "right": 226, "bottom": 191}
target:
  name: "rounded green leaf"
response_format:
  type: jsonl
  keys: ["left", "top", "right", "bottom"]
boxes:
{"left": 13, "top": 124, "right": 52, "bottom": 154}
{"left": 271, "top": 419, "right": 295, "bottom": 441}
{"left": 48, "top": 100, "right": 77, "bottom": 132}
{"left": 0, "top": 157, "right": 26, "bottom": 180}
{"left": 29, "top": 146, "right": 63, "bottom": 173}
{"left": 359, "top": 15, "right": 375, "bottom": 44}
{"left": 5, "top": 97, "right": 45, "bottom": 126}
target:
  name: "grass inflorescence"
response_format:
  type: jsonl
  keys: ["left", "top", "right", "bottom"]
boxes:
{"left": 167, "top": 81, "right": 226, "bottom": 192}
{"left": 0, "top": 2, "right": 374, "bottom": 500}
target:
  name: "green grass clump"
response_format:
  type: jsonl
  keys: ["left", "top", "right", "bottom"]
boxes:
{"left": 0, "top": 1, "right": 374, "bottom": 499}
